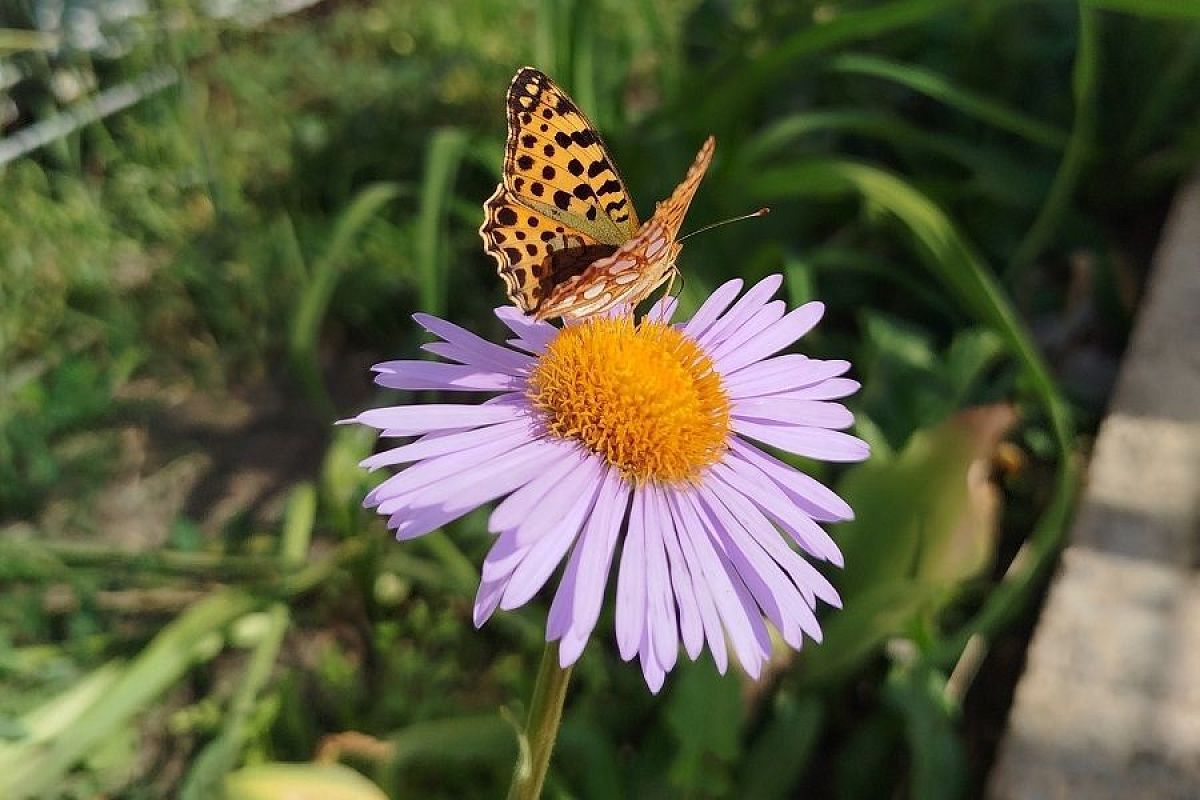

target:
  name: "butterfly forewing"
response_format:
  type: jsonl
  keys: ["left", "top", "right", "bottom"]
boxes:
{"left": 502, "top": 68, "right": 639, "bottom": 244}
{"left": 648, "top": 134, "right": 715, "bottom": 243}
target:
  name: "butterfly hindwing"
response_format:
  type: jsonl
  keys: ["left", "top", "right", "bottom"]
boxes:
{"left": 502, "top": 67, "right": 639, "bottom": 245}
{"left": 481, "top": 186, "right": 618, "bottom": 313}
{"left": 535, "top": 137, "right": 715, "bottom": 320}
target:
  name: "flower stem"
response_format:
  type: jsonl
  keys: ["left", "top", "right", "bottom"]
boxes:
{"left": 506, "top": 641, "right": 573, "bottom": 800}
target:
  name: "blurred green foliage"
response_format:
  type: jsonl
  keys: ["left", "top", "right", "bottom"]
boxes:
{"left": 2, "top": 0, "right": 1199, "bottom": 797}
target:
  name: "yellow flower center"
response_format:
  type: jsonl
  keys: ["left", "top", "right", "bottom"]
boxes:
{"left": 528, "top": 316, "right": 731, "bottom": 484}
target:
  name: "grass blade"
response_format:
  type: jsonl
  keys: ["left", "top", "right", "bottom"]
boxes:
{"left": 1126, "top": 28, "right": 1200, "bottom": 155}
{"left": 387, "top": 714, "right": 516, "bottom": 767}
{"left": 179, "top": 485, "right": 316, "bottom": 799}
{"left": 288, "top": 182, "right": 400, "bottom": 417}
{"left": 829, "top": 53, "right": 1068, "bottom": 149}
{"left": 415, "top": 128, "right": 470, "bottom": 318}
{"left": 885, "top": 663, "right": 966, "bottom": 800}
{"left": 0, "top": 662, "right": 123, "bottom": 772}
{"left": 1008, "top": 5, "right": 1101, "bottom": 279}
{"left": 737, "top": 108, "right": 999, "bottom": 175}
{"left": 0, "top": 29, "right": 59, "bottom": 55}
{"left": 736, "top": 695, "right": 824, "bottom": 799}
{"left": 1, "top": 589, "right": 261, "bottom": 797}
{"left": 1084, "top": 0, "right": 1200, "bottom": 18}
{"left": 696, "top": 0, "right": 961, "bottom": 127}
{"left": 570, "top": 0, "right": 600, "bottom": 128}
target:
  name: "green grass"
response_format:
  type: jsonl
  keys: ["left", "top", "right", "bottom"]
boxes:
{"left": 2, "top": 0, "right": 1199, "bottom": 796}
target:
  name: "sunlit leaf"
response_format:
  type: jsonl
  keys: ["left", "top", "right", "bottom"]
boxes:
{"left": 0, "top": 590, "right": 260, "bottom": 797}
{"left": 223, "top": 763, "right": 388, "bottom": 800}
{"left": 835, "top": 404, "right": 1017, "bottom": 599}
{"left": 795, "top": 406, "right": 1017, "bottom": 686}
{"left": 0, "top": 662, "right": 122, "bottom": 773}
{"left": 797, "top": 580, "right": 937, "bottom": 687}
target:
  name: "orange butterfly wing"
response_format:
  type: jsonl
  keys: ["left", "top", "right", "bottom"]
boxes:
{"left": 481, "top": 186, "right": 618, "bottom": 314}
{"left": 535, "top": 136, "right": 715, "bottom": 320}
{"left": 481, "top": 66, "right": 714, "bottom": 319}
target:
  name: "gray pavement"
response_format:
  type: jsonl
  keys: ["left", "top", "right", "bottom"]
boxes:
{"left": 988, "top": 175, "right": 1200, "bottom": 799}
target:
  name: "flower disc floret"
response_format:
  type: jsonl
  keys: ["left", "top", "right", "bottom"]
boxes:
{"left": 528, "top": 316, "right": 730, "bottom": 483}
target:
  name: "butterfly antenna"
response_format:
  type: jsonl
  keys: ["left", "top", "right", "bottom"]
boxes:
{"left": 678, "top": 207, "right": 770, "bottom": 243}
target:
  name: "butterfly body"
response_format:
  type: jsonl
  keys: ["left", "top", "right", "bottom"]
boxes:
{"left": 480, "top": 67, "right": 714, "bottom": 320}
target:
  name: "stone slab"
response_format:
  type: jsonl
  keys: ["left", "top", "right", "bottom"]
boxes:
{"left": 988, "top": 174, "right": 1200, "bottom": 799}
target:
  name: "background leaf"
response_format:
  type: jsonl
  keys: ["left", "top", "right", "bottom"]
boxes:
{"left": 224, "top": 763, "right": 389, "bottom": 800}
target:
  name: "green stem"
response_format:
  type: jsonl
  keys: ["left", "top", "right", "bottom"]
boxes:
{"left": 1006, "top": 4, "right": 1100, "bottom": 280}
{"left": 506, "top": 642, "right": 574, "bottom": 800}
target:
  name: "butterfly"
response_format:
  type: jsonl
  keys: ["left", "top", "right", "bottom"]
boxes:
{"left": 480, "top": 66, "right": 715, "bottom": 320}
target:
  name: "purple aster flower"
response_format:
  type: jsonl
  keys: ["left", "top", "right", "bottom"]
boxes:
{"left": 349, "top": 274, "right": 868, "bottom": 691}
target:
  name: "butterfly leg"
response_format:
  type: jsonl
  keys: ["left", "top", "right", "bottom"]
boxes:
{"left": 649, "top": 265, "right": 680, "bottom": 322}
{"left": 670, "top": 265, "right": 684, "bottom": 303}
